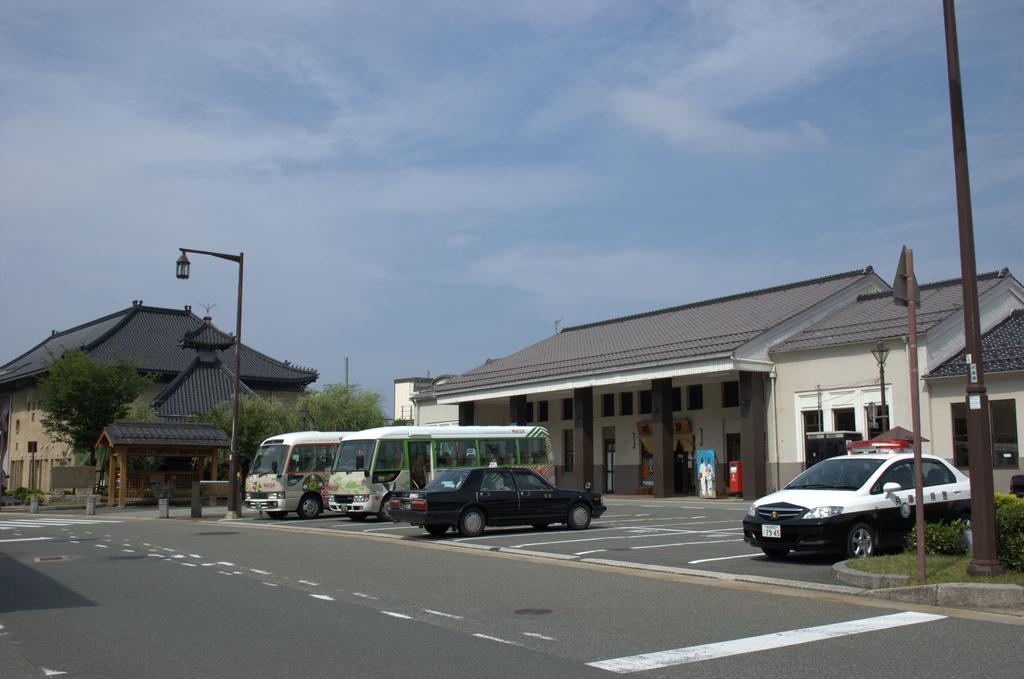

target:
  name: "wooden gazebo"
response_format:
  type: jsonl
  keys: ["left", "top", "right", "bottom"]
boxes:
{"left": 95, "top": 421, "right": 230, "bottom": 507}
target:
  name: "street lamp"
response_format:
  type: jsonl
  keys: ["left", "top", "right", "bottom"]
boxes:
{"left": 175, "top": 247, "right": 244, "bottom": 518}
{"left": 870, "top": 341, "right": 890, "bottom": 433}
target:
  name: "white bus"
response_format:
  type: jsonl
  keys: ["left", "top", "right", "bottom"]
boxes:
{"left": 244, "top": 431, "right": 351, "bottom": 519}
{"left": 326, "top": 425, "right": 554, "bottom": 521}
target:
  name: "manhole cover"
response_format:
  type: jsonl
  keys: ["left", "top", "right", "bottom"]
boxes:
{"left": 514, "top": 608, "right": 552, "bottom": 615}
{"left": 33, "top": 555, "right": 70, "bottom": 563}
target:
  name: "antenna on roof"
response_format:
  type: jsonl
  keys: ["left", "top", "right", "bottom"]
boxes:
{"left": 199, "top": 302, "right": 217, "bottom": 317}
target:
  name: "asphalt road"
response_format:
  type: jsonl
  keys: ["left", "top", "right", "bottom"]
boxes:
{"left": 1, "top": 509, "right": 1021, "bottom": 678}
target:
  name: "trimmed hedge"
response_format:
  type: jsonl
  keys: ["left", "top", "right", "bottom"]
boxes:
{"left": 905, "top": 520, "right": 968, "bottom": 556}
{"left": 994, "top": 493, "right": 1024, "bottom": 572}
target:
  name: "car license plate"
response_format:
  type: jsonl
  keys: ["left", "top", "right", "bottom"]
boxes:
{"left": 762, "top": 524, "right": 781, "bottom": 538}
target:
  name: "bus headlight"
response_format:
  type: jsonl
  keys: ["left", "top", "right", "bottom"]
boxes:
{"left": 353, "top": 495, "right": 369, "bottom": 503}
{"left": 802, "top": 506, "right": 843, "bottom": 519}
{"left": 267, "top": 492, "right": 284, "bottom": 500}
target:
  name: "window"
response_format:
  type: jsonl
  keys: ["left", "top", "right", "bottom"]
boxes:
{"left": 538, "top": 401, "right": 549, "bottom": 421}
{"left": 620, "top": 392, "right": 634, "bottom": 416}
{"left": 833, "top": 408, "right": 856, "bottom": 432}
{"left": 687, "top": 384, "right": 703, "bottom": 410}
{"left": 15, "top": 419, "right": 19, "bottom": 434}
{"left": 803, "top": 410, "right": 824, "bottom": 434}
{"left": 480, "top": 439, "right": 517, "bottom": 466}
{"left": 562, "top": 398, "right": 573, "bottom": 421}
{"left": 672, "top": 387, "right": 682, "bottom": 413}
{"left": 27, "top": 441, "right": 38, "bottom": 453}
{"left": 563, "top": 430, "right": 574, "bottom": 472}
{"left": 992, "top": 399, "right": 1019, "bottom": 467}
{"left": 601, "top": 393, "right": 614, "bottom": 418}
{"left": 436, "top": 439, "right": 477, "bottom": 468}
{"left": 374, "top": 440, "right": 405, "bottom": 470}
{"left": 291, "top": 444, "right": 334, "bottom": 472}
{"left": 722, "top": 381, "right": 740, "bottom": 408}
{"left": 725, "top": 433, "right": 741, "bottom": 462}
{"left": 481, "top": 471, "right": 514, "bottom": 491}
{"left": 512, "top": 470, "right": 550, "bottom": 491}
{"left": 523, "top": 401, "right": 534, "bottom": 423}
{"left": 519, "top": 437, "right": 548, "bottom": 465}
{"left": 952, "top": 400, "right": 1019, "bottom": 467}
{"left": 922, "top": 460, "right": 956, "bottom": 487}
{"left": 866, "top": 403, "right": 890, "bottom": 439}
{"left": 639, "top": 390, "right": 652, "bottom": 415}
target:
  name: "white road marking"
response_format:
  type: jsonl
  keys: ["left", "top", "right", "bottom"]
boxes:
{"left": 181, "top": 563, "right": 198, "bottom": 567}
{"left": 689, "top": 553, "right": 758, "bottom": 564}
{"left": 353, "top": 592, "right": 379, "bottom": 600}
{"left": 630, "top": 538, "right": 743, "bottom": 550}
{"left": 0, "top": 537, "right": 51, "bottom": 543}
{"left": 298, "top": 580, "right": 319, "bottom": 586}
{"left": 587, "top": 612, "right": 946, "bottom": 673}
{"left": 261, "top": 582, "right": 278, "bottom": 587}
{"left": 69, "top": 540, "right": 80, "bottom": 544}
{"left": 201, "top": 563, "right": 216, "bottom": 567}
{"left": 310, "top": 594, "right": 335, "bottom": 601}
{"left": 147, "top": 554, "right": 164, "bottom": 558}
{"left": 189, "top": 554, "right": 202, "bottom": 559}
{"left": 423, "top": 609, "right": 463, "bottom": 619}
{"left": 217, "top": 561, "right": 235, "bottom": 566}
{"left": 574, "top": 549, "right": 608, "bottom": 556}
{"left": 474, "top": 633, "right": 518, "bottom": 645}
{"left": 524, "top": 632, "right": 557, "bottom": 641}
{"left": 362, "top": 525, "right": 414, "bottom": 532}
{"left": 249, "top": 569, "right": 271, "bottom": 575}
{"left": 94, "top": 544, "right": 108, "bottom": 549}
{"left": 42, "top": 668, "right": 67, "bottom": 676}
{"left": 217, "top": 571, "right": 233, "bottom": 576}
{"left": 122, "top": 549, "right": 135, "bottom": 553}
{"left": 381, "top": 611, "right": 412, "bottom": 619}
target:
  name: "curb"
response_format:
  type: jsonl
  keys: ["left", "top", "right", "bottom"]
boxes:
{"left": 833, "top": 560, "right": 1024, "bottom": 609}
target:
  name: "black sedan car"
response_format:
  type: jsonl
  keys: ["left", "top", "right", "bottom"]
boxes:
{"left": 388, "top": 466, "right": 606, "bottom": 537}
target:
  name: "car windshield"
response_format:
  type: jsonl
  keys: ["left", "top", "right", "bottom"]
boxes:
{"left": 250, "top": 444, "right": 288, "bottom": 475}
{"left": 425, "top": 469, "right": 472, "bottom": 491}
{"left": 785, "top": 457, "right": 884, "bottom": 490}
{"left": 332, "top": 439, "right": 374, "bottom": 472}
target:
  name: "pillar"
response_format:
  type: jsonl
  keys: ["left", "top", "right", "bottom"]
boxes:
{"left": 107, "top": 450, "right": 117, "bottom": 508}
{"left": 118, "top": 449, "right": 128, "bottom": 508}
{"left": 458, "top": 402, "right": 475, "bottom": 426}
{"left": 509, "top": 395, "right": 529, "bottom": 425}
{"left": 572, "top": 387, "right": 594, "bottom": 490}
{"left": 651, "top": 378, "right": 674, "bottom": 497}
{"left": 739, "top": 371, "right": 768, "bottom": 500}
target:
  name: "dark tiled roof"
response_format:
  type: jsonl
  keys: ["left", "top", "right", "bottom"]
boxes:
{"left": 152, "top": 358, "right": 260, "bottom": 419}
{"left": 102, "top": 421, "right": 230, "bottom": 447}
{"left": 0, "top": 304, "right": 317, "bottom": 387}
{"left": 436, "top": 268, "right": 878, "bottom": 395}
{"left": 929, "top": 310, "right": 1024, "bottom": 378}
{"left": 773, "top": 272, "right": 1009, "bottom": 353}
{"left": 180, "top": 318, "right": 235, "bottom": 351}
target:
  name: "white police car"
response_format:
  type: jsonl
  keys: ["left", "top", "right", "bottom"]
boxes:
{"left": 742, "top": 452, "right": 970, "bottom": 559}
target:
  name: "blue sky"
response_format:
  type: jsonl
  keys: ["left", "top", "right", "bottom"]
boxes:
{"left": 1, "top": 1, "right": 1021, "bottom": 412}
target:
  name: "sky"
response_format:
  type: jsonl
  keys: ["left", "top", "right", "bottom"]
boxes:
{"left": 1, "top": 1, "right": 1022, "bottom": 414}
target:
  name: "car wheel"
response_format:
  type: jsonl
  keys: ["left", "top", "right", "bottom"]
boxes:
{"left": 567, "top": 503, "right": 592, "bottom": 530}
{"left": 347, "top": 513, "right": 368, "bottom": 522}
{"left": 266, "top": 511, "right": 287, "bottom": 520}
{"left": 296, "top": 493, "right": 322, "bottom": 520}
{"left": 377, "top": 494, "right": 392, "bottom": 522}
{"left": 531, "top": 523, "right": 550, "bottom": 530}
{"left": 425, "top": 524, "right": 449, "bottom": 537}
{"left": 457, "top": 507, "right": 486, "bottom": 537}
{"left": 761, "top": 546, "right": 789, "bottom": 559}
{"left": 845, "top": 522, "right": 876, "bottom": 559}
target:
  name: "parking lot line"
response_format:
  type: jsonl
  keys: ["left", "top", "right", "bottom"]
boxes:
{"left": 587, "top": 612, "right": 947, "bottom": 673}
{"left": 688, "top": 553, "right": 758, "bottom": 564}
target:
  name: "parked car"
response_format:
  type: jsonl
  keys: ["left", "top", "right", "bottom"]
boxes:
{"left": 742, "top": 452, "right": 971, "bottom": 559}
{"left": 388, "top": 467, "right": 606, "bottom": 537}
{"left": 1011, "top": 474, "right": 1024, "bottom": 499}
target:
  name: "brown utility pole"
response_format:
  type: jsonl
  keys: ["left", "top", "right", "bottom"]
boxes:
{"left": 942, "top": 0, "right": 1002, "bottom": 575}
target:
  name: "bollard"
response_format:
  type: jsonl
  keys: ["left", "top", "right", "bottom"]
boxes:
{"left": 30, "top": 495, "right": 40, "bottom": 514}
{"left": 86, "top": 495, "right": 96, "bottom": 516}
{"left": 158, "top": 497, "right": 170, "bottom": 518}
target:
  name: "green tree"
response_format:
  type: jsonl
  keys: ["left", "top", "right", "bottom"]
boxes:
{"left": 38, "top": 350, "right": 154, "bottom": 464}
{"left": 297, "top": 384, "right": 388, "bottom": 432}
{"left": 196, "top": 396, "right": 294, "bottom": 473}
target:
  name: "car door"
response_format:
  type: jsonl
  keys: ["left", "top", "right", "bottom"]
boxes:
{"left": 920, "top": 459, "right": 966, "bottom": 522}
{"left": 511, "top": 469, "right": 556, "bottom": 521}
{"left": 871, "top": 460, "right": 917, "bottom": 546}
{"left": 478, "top": 470, "right": 519, "bottom": 523}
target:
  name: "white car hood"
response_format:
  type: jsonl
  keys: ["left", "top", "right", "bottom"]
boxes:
{"left": 753, "top": 488, "right": 857, "bottom": 509}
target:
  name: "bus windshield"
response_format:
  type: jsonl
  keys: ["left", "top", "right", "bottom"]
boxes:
{"left": 333, "top": 439, "right": 375, "bottom": 472}
{"left": 250, "top": 444, "right": 289, "bottom": 475}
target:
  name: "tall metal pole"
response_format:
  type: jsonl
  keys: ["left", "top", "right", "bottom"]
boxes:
{"left": 878, "top": 359, "right": 888, "bottom": 431}
{"left": 942, "top": 0, "right": 1001, "bottom": 575}
{"left": 903, "top": 249, "right": 926, "bottom": 582}
{"left": 228, "top": 253, "right": 244, "bottom": 518}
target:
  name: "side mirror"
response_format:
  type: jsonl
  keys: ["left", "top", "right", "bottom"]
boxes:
{"left": 883, "top": 482, "right": 901, "bottom": 495}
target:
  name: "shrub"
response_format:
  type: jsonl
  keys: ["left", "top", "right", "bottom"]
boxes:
{"left": 904, "top": 520, "right": 968, "bottom": 556}
{"left": 994, "top": 493, "right": 1024, "bottom": 572}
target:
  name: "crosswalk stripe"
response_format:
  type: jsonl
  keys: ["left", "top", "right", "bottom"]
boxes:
{"left": 587, "top": 612, "right": 946, "bottom": 673}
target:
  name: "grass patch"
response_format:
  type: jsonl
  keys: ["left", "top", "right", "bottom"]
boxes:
{"left": 846, "top": 552, "right": 1024, "bottom": 586}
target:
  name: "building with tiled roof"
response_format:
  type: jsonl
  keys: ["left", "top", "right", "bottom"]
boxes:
{"left": 0, "top": 302, "right": 318, "bottom": 492}
{"left": 420, "top": 266, "right": 1023, "bottom": 499}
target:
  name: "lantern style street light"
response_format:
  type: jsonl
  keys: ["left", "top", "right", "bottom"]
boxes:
{"left": 175, "top": 247, "right": 244, "bottom": 518}
{"left": 870, "top": 340, "right": 890, "bottom": 432}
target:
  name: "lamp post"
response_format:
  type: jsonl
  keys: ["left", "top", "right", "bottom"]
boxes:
{"left": 870, "top": 341, "right": 890, "bottom": 433}
{"left": 176, "top": 248, "right": 244, "bottom": 519}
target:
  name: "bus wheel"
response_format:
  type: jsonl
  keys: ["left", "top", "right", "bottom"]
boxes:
{"left": 267, "top": 511, "right": 287, "bottom": 520}
{"left": 458, "top": 508, "right": 485, "bottom": 537}
{"left": 377, "top": 494, "right": 392, "bottom": 522}
{"left": 296, "top": 494, "right": 322, "bottom": 520}
{"left": 425, "top": 524, "right": 448, "bottom": 537}
{"left": 567, "top": 503, "right": 592, "bottom": 530}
